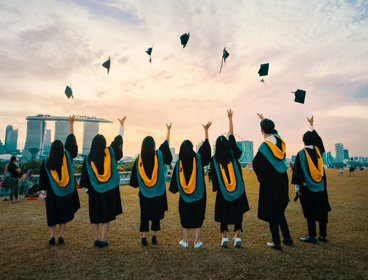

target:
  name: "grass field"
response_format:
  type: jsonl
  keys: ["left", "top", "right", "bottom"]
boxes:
{"left": 0, "top": 169, "right": 367, "bottom": 280}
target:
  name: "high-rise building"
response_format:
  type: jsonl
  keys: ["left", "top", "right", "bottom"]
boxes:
{"left": 0, "top": 140, "right": 5, "bottom": 154}
{"left": 327, "top": 151, "right": 334, "bottom": 163}
{"left": 343, "top": 149, "right": 349, "bottom": 160}
{"left": 236, "top": 140, "right": 254, "bottom": 164}
{"left": 82, "top": 122, "right": 99, "bottom": 154}
{"left": 43, "top": 129, "right": 51, "bottom": 156}
{"left": 54, "top": 121, "right": 69, "bottom": 143}
{"left": 335, "top": 143, "right": 344, "bottom": 162}
{"left": 7, "top": 129, "right": 18, "bottom": 152}
{"left": 24, "top": 119, "right": 46, "bottom": 159}
{"left": 4, "top": 125, "right": 12, "bottom": 148}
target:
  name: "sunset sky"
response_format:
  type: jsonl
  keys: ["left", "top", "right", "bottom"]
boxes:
{"left": 0, "top": 0, "right": 367, "bottom": 158}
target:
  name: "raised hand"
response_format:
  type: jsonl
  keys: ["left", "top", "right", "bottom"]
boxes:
{"left": 257, "top": 113, "right": 264, "bottom": 121}
{"left": 69, "top": 115, "right": 76, "bottom": 134}
{"left": 68, "top": 115, "right": 76, "bottom": 123}
{"left": 307, "top": 115, "right": 314, "bottom": 126}
{"left": 227, "top": 109, "right": 233, "bottom": 119}
{"left": 166, "top": 123, "right": 172, "bottom": 142}
{"left": 118, "top": 116, "right": 127, "bottom": 126}
{"left": 202, "top": 121, "right": 212, "bottom": 130}
{"left": 166, "top": 123, "right": 172, "bottom": 131}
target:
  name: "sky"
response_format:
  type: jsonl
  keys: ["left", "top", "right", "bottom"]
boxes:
{"left": 0, "top": 0, "right": 367, "bottom": 158}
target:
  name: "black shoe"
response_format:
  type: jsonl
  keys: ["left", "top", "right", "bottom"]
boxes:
{"left": 267, "top": 242, "right": 282, "bottom": 250}
{"left": 299, "top": 236, "right": 317, "bottom": 244}
{"left": 283, "top": 237, "right": 294, "bottom": 246}
{"left": 99, "top": 240, "right": 110, "bottom": 248}
{"left": 318, "top": 236, "right": 328, "bottom": 243}
{"left": 58, "top": 237, "right": 64, "bottom": 245}
{"left": 49, "top": 237, "right": 56, "bottom": 246}
{"left": 142, "top": 237, "right": 148, "bottom": 246}
{"left": 94, "top": 240, "right": 101, "bottom": 247}
{"left": 152, "top": 236, "right": 157, "bottom": 245}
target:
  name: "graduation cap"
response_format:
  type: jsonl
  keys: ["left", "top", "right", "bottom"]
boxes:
{"left": 102, "top": 56, "right": 111, "bottom": 74}
{"left": 219, "top": 48, "right": 230, "bottom": 74}
{"left": 146, "top": 46, "right": 153, "bottom": 63}
{"left": 65, "top": 85, "right": 73, "bottom": 99}
{"left": 258, "top": 63, "right": 269, "bottom": 77}
{"left": 293, "top": 89, "right": 306, "bottom": 104}
{"left": 180, "top": 33, "right": 190, "bottom": 48}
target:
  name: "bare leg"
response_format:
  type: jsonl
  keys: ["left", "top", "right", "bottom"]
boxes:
{"left": 222, "top": 231, "right": 228, "bottom": 238}
{"left": 194, "top": 228, "right": 201, "bottom": 243}
{"left": 142, "top": 232, "right": 147, "bottom": 238}
{"left": 59, "top": 223, "right": 66, "bottom": 237}
{"left": 49, "top": 226, "right": 56, "bottom": 238}
{"left": 91, "top": 223, "right": 100, "bottom": 240}
{"left": 101, "top": 222, "right": 110, "bottom": 241}
{"left": 182, "top": 228, "right": 189, "bottom": 243}
{"left": 152, "top": 231, "right": 157, "bottom": 237}
{"left": 234, "top": 230, "right": 241, "bottom": 239}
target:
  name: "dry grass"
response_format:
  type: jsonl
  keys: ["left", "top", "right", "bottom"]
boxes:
{"left": 0, "top": 169, "right": 367, "bottom": 280}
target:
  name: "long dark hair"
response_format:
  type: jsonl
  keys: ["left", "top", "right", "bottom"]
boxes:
{"left": 215, "top": 136, "right": 233, "bottom": 165}
{"left": 47, "top": 140, "right": 64, "bottom": 171}
{"left": 141, "top": 136, "right": 155, "bottom": 158}
{"left": 179, "top": 140, "right": 196, "bottom": 164}
{"left": 65, "top": 134, "right": 78, "bottom": 158}
{"left": 89, "top": 134, "right": 106, "bottom": 175}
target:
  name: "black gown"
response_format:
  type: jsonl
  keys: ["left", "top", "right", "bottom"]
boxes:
{"left": 80, "top": 136, "right": 123, "bottom": 224}
{"left": 292, "top": 130, "right": 331, "bottom": 222}
{"left": 169, "top": 139, "right": 211, "bottom": 228}
{"left": 252, "top": 137, "right": 289, "bottom": 223}
{"left": 129, "top": 140, "right": 172, "bottom": 223}
{"left": 210, "top": 135, "right": 250, "bottom": 225}
{"left": 39, "top": 134, "right": 80, "bottom": 227}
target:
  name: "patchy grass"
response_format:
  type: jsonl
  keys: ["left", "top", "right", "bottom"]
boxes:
{"left": 0, "top": 170, "right": 367, "bottom": 280}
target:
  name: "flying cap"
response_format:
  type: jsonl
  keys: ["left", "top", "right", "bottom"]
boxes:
{"left": 102, "top": 57, "right": 111, "bottom": 74}
{"left": 258, "top": 63, "right": 269, "bottom": 76}
{"left": 180, "top": 33, "right": 190, "bottom": 48}
{"left": 146, "top": 47, "right": 153, "bottom": 63}
{"left": 219, "top": 48, "right": 230, "bottom": 74}
{"left": 293, "top": 89, "right": 306, "bottom": 104}
{"left": 65, "top": 85, "right": 73, "bottom": 99}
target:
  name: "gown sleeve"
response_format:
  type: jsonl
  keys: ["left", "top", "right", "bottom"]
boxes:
{"left": 228, "top": 134, "right": 242, "bottom": 160}
{"left": 252, "top": 151, "right": 267, "bottom": 185}
{"left": 210, "top": 159, "right": 219, "bottom": 192}
{"left": 291, "top": 153, "right": 304, "bottom": 186}
{"left": 159, "top": 140, "right": 173, "bottom": 165}
{"left": 38, "top": 161, "right": 49, "bottom": 190}
{"left": 169, "top": 164, "right": 179, "bottom": 194}
{"left": 198, "top": 139, "right": 211, "bottom": 167}
{"left": 110, "top": 135, "right": 123, "bottom": 162}
{"left": 311, "top": 130, "right": 325, "bottom": 155}
{"left": 79, "top": 158, "right": 90, "bottom": 190}
{"left": 129, "top": 159, "right": 139, "bottom": 188}
{"left": 64, "top": 134, "right": 78, "bottom": 160}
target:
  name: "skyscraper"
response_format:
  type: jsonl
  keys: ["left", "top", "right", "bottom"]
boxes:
{"left": 335, "top": 143, "right": 344, "bottom": 162}
{"left": 54, "top": 121, "right": 69, "bottom": 143}
{"left": 327, "top": 151, "right": 334, "bottom": 163}
{"left": 343, "top": 149, "right": 349, "bottom": 160}
{"left": 43, "top": 129, "right": 51, "bottom": 156}
{"left": 82, "top": 122, "right": 99, "bottom": 154}
{"left": 236, "top": 140, "right": 254, "bottom": 164}
{"left": 24, "top": 119, "right": 46, "bottom": 159}
{"left": 4, "top": 125, "right": 12, "bottom": 148}
{"left": 7, "top": 129, "right": 18, "bottom": 152}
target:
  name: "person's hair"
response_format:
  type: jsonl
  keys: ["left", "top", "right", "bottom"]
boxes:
{"left": 89, "top": 134, "right": 106, "bottom": 175}
{"left": 65, "top": 134, "right": 78, "bottom": 158}
{"left": 10, "top": 156, "right": 16, "bottom": 163}
{"left": 302, "top": 131, "right": 314, "bottom": 146}
{"left": 179, "top": 140, "right": 196, "bottom": 162}
{"left": 260, "top": 119, "right": 277, "bottom": 134}
{"left": 215, "top": 136, "right": 233, "bottom": 165}
{"left": 47, "top": 140, "right": 64, "bottom": 171}
{"left": 141, "top": 136, "right": 155, "bottom": 158}
{"left": 28, "top": 169, "right": 33, "bottom": 174}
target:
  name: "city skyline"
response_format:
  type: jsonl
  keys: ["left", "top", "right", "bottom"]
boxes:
{"left": 0, "top": 1, "right": 367, "bottom": 158}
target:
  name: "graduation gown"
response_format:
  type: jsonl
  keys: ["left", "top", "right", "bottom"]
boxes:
{"left": 80, "top": 136, "right": 123, "bottom": 224}
{"left": 130, "top": 140, "right": 172, "bottom": 222}
{"left": 169, "top": 139, "right": 211, "bottom": 228}
{"left": 210, "top": 135, "right": 250, "bottom": 225}
{"left": 39, "top": 134, "right": 80, "bottom": 227}
{"left": 292, "top": 130, "right": 331, "bottom": 222}
{"left": 253, "top": 136, "right": 289, "bottom": 223}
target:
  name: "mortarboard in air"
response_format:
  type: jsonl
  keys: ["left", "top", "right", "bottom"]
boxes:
{"left": 146, "top": 46, "right": 153, "bottom": 63}
{"left": 293, "top": 89, "right": 306, "bottom": 104}
{"left": 65, "top": 85, "right": 73, "bottom": 99}
{"left": 258, "top": 63, "right": 269, "bottom": 77}
{"left": 219, "top": 48, "right": 230, "bottom": 74}
{"left": 180, "top": 33, "right": 190, "bottom": 48}
{"left": 102, "top": 57, "right": 111, "bottom": 74}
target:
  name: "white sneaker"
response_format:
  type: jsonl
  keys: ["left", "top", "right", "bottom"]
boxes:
{"left": 179, "top": 240, "right": 189, "bottom": 248}
{"left": 234, "top": 237, "right": 242, "bottom": 248}
{"left": 221, "top": 237, "right": 229, "bottom": 248}
{"left": 194, "top": 241, "right": 203, "bottom": 249}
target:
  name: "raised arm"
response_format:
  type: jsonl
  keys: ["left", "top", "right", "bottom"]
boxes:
{"left": 228, "top": 109, "right": 234, "bottom": 135}
{"left": 112, "top": 116, "right": 126, "bottom": 161}
{"left": 166, "top": 123, "right": 172, "bottom": 143}
{"left": 69, "top": 115, "right": 75, "bottom": 134}
{"left": 65, "top": 115, "right": 78, "bottom": 158}
{"left": 199, "top": 122, "right": 212, "bottom": 166}
{"left": 307, "top": 115, "right": 325, "bottom": 154}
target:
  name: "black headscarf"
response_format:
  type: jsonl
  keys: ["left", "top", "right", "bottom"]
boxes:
{"left": 303, "top": 131, "right": 314, "bottom": 146}
{"left": 47, "top": 140, "right": 64, "bottom": 172}
{"left": 89, "top": 134, "right": 106, "bottom": 175}
{"left": 215, "top": 136, "right": 233, "bottom": 165}
{"left": 260, "top": 119, "right": 277, "bottom": 134}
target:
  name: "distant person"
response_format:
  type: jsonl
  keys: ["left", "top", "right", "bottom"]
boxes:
{"left": 289, "top": 162, "right": 293, "bottom": 171}
{"left": 129, "top": 123, "right": 173, "bottom": 246}
{"left": 210, "top": 109, "right": 249, "bottom": 248}
{"left": 248, "top": 162, "right": 253, "bottom": 173}
{"left": 169, "top": 121, "right": 211, "bottom": 249}
{"left": 253, "top": 113, "right": 293, "bottom": 250}
{"left": 1, "top": 166, "right": 11, "bottom": 197}
{"left": 39, "top": 116, "right": 80, "bottom": 245}
{"left": 166, "top": 166, "right": 173, "bottom": 183}
{"left": 292, "top": 115, "right": 331, "bottom": 244}
{"left": 349, "top": 159, "right": 355, "bottom": 176}
{"left": 6, "top": 156, "right": 21, "bottom": 203}
{"left": 80, "top": 117, "right": 125, "bottom": 248}
{"left": 338, "top": 166, "right": 344, "bottom": 176}
{"left": 19, "top": 169, "right": 33, "bottom": 194}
